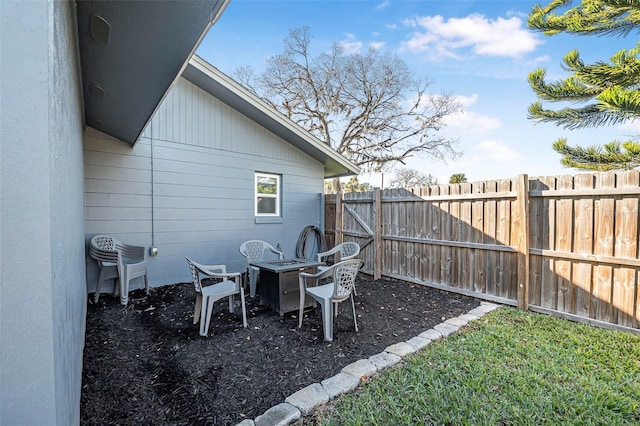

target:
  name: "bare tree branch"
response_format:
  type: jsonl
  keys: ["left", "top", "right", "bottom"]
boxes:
{"left": 235, "top": 27, "right": 463, "bottom": 172}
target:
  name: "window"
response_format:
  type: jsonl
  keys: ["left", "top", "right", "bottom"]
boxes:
{"left": 255, "top": 172, "right": 281, "bottom": 217}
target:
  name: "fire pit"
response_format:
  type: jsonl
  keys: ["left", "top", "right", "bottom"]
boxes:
{"left": 268, "top": 260, "right": 308, "bottom": 267}
{"left": 250, "top": 259, "right": 322, "bottom": 316}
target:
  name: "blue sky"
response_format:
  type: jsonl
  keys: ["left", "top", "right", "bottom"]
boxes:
{"left": 197, "top": 0, "right": 638, "bottom": 186}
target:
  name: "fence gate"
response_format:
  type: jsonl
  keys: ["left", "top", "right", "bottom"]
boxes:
{"left": 325, "top": 191, "right": 376, "bottom": 276}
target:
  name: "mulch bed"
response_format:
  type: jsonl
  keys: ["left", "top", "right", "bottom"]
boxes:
{"left": 80, "top": 277, "right": 481, "bottom": 425}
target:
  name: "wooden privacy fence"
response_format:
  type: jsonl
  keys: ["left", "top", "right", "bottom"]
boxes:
{"left": 325, "top": 171, "right": 640, "bottom": 333}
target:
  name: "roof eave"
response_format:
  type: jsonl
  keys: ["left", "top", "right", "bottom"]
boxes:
{"left": 76, "top": 0, "right": 230, "bottom": 145}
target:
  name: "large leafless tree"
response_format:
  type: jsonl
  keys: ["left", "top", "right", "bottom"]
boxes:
{"left": 236, "top": 27, "right": 463, "bottom": 173}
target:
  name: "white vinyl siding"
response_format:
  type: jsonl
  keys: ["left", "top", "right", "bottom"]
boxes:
{"left": 84, "top": 76, "right": 325, "bottom": 288}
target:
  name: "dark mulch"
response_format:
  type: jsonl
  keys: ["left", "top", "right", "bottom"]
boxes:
{"left": 80, "top": 277, "right": 480, "bottom": 425}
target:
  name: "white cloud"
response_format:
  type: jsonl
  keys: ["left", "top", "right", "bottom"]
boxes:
{"left": 527, "top": 54, "right": 551, "bottom": 67}
{"left": 453, "top": 94, "right": 479, "bottom": 108}
{"left": 385, "top": 23, "right": 398, "bottom": 30}
{"left": 506, "top": 9, "right": 529, "bottom": 20}
{"left": 339, "top": 33, "right": 363, "bottom": 55}
{"left": 440, "top": 94, "right": 500, "bottom": 133}
{"left": 402, "top": 14, "right": 541, "bottom": 59}
{"left": 376, "top": 1, "right": 390, "bottom": 10}
{"left": 369, "top": 41, "right": 386, "bottom": 50}
{"left": 472, "top": 139, "right": 523, "bottom": 163}
{"left": 445, "top": 110, "right": 501, "bottom": 133}
{"left": 340, "top": 41, "right": 363, "bottom": 55}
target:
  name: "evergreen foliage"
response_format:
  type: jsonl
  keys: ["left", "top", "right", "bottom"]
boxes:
{"left": 527, "top": 0, "right": 640, "bottom": 170}
{"left": 552, "top": 138, "right": 640, "bottom": 170}
{"left": 449, "top": 173, "right": 467, "bottom": 184}
{"left": 342, "top": 176, "right": 374, "bottom": 193}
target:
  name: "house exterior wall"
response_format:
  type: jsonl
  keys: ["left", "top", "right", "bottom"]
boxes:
{"left": 0, "top": 1, "right": 86, "bottom": 425}
{"left": 84, "top": 77, "right": 326, "bottom": 289}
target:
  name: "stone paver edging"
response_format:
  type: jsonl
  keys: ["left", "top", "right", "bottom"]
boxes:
{"left": 235, "top": 302, "right": 500, "bottom": 426}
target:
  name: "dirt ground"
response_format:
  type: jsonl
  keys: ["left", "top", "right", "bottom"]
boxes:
{"left": 80, "top": 277, "right": 480, "bottom": 425}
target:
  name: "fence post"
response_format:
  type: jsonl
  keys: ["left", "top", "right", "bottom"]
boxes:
{"left": 516, "top": 174, "right": 530, "bottom": 310}
{"left": 336, "top": 187, "right": 343, "bottom": 245}
{"left": 374, "top": 187, "right": 382, "bottom": 280}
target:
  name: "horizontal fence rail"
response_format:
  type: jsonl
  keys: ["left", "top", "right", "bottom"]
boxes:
{"left": 325, "top": 171, "right": 640, "bottom": 334}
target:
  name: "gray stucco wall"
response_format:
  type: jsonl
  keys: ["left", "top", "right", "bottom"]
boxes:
{"left": 84, "top": 77, "right": 326, "bottom": 291}
{"left": 0, "top": 1, "right": 86, "bottom": 424}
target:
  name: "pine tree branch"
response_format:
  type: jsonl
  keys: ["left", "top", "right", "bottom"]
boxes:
{"left": 528, "top": 102, "right": 628, "bottom": 128}
{"left": 597, "top": 86, "right": 640, "bottom": 118}
{"left": 552, "top": 138, "right": 640, "bottom": 170}
{"left": 528, "top": 0, "right": 640, "bottom": 37}
{"left": 528, "top": 68, "right": 602, "bottom": 101}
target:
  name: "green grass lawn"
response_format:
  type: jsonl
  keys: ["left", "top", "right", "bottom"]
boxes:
{"left": 311, "top": 307, "right": 640, "bottom": 425}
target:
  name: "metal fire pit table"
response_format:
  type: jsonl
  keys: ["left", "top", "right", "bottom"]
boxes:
{"left": 250, "top": 259, "right": 322, "bottom": 316}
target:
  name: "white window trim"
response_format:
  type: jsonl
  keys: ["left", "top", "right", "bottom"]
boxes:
{"left": 255, "top": 172, "right": 281, "bottom": 217}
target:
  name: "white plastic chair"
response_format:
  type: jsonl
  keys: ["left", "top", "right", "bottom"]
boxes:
{"left": 298, "top": 259, "right": 363, "bottom": 342}
{"left": 239, "top": 240, "right": 284, "bottom": 297}
{"left": 316, "top": 242, "right": 360, "bottom": 272}
{"left": 89, "top": 235, "right": 149, "bottom": 305}
{"left": 185, "top": 258, "right": 248, "bottom": 336}
{"left": 317, "top": 242, "right": 361, "bottom": 294}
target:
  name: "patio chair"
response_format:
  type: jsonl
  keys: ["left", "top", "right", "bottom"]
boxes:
{"left": 317, "top": 241, "right": 361, "bottom": 294}
{"left": 185, "top": 258, "right": 248, "bottom": 336}
{"left": 89, "top": 235, "right": 149, "bottom": 305}
{"left": 239, "top": 240, "right": 284, "bottom": 297}
{"left": 316, "top": 242, "right": 360, "bottom": 271}
{"left": 298, "top": 259, "right": 363, "bottom": 342}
